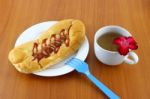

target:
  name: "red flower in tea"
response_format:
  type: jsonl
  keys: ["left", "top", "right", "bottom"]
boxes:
{"left": 113, "top": 36, "right": 138, "bottom": 56}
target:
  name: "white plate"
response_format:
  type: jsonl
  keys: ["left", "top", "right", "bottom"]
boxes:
{"left": 15, "top": 21, "right": 89, "bottom": 77}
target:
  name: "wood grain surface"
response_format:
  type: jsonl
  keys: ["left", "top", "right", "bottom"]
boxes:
{"left": 0, "top": 0, "right": 150, "bottom": 99}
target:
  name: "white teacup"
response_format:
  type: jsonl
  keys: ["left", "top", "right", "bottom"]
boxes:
{"left": 94, "top": 25, "right": 139, "bottom": 65}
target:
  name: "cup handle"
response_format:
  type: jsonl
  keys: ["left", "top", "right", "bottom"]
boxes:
{"left": 124, "top": 52, "right": 139, "bottom": 64}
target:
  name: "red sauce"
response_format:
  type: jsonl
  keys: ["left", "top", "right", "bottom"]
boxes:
{"left": 32, "top": 25, "right": 72, "bottom": 63}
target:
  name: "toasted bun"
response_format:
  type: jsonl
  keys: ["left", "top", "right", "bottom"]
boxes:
{"left": 8, "top": 19, "right": 85, "bottom": 73}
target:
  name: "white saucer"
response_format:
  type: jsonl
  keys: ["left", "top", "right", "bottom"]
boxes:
{"left": 15, "top": 21, "right": 89, "bottom": 77}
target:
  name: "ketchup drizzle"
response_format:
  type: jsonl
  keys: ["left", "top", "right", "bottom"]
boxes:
{"left": 32, "top": 25, "right": 72, "bottom": 63}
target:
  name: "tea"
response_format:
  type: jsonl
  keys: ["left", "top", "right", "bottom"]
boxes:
{"left": 97, "top": 32, "right": 121, "bottom": 51}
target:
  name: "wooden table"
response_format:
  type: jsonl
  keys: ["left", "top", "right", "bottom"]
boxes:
{"left": 0, "top": 0, "right": 150, "bottom": 99}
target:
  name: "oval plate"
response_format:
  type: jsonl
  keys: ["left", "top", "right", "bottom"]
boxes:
{"left": 15, "top": 21, "right": 89, "bottom": 77}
